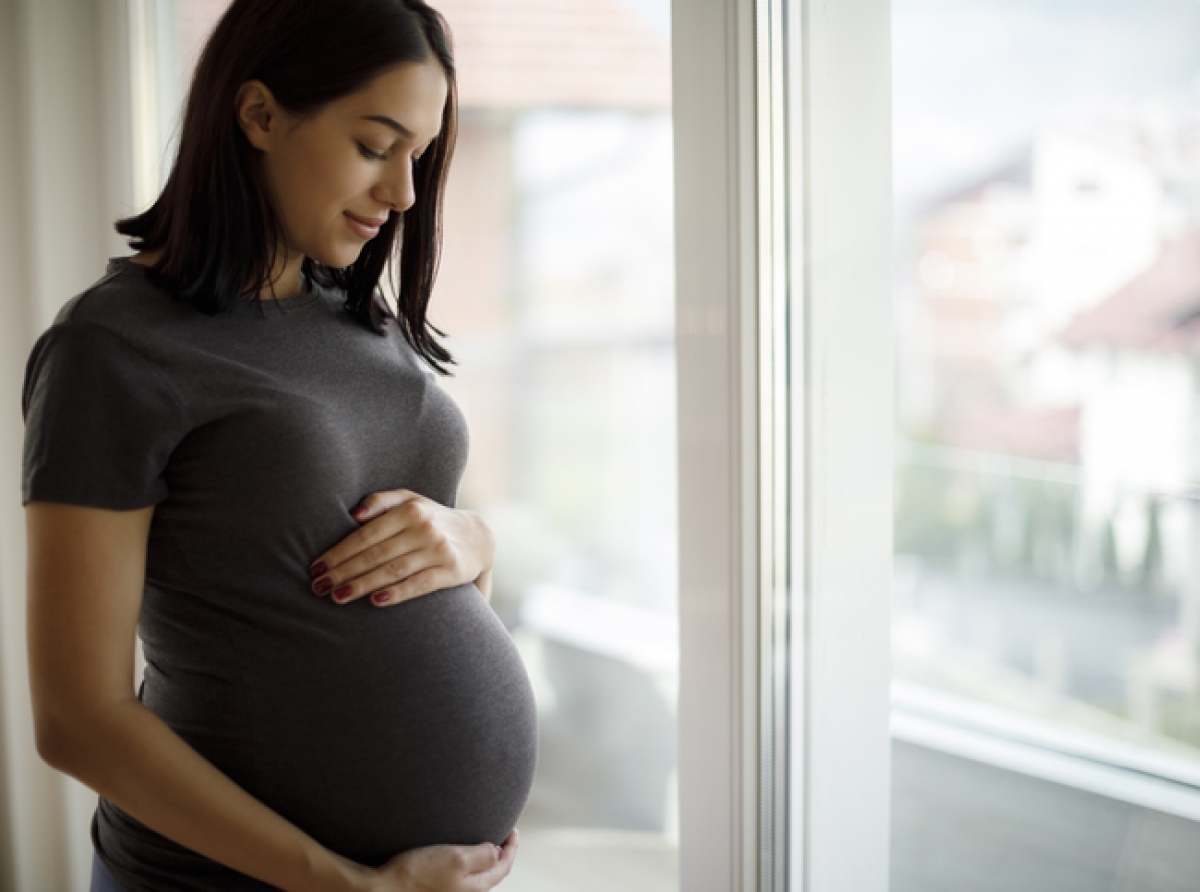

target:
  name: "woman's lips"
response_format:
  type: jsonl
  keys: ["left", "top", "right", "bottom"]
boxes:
{"left": 344, "top": 212, "right": 384, "bottom": 239}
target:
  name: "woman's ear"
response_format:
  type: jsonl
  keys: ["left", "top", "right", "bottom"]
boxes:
{"left": 235, "top": 79, "right": 279, "bottom": 152}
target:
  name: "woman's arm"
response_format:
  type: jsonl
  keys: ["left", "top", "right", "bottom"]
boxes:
{"left": 26, "top": 502, "right": 516, "bottom": 892}
{"left": 26, "top": 502, "right": 366, "bottom": 892}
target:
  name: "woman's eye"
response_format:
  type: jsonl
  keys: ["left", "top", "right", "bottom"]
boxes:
{"left": 356, "top": 142, "right": 387, "bottom": 161}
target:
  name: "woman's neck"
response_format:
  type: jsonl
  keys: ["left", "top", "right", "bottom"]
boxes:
{"left": 261, "top": 251, "right": 308, "bottom": 300}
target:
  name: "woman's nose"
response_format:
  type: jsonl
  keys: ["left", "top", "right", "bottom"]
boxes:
{"left": 376, "top": 159, "right": 417, "bottom": 214}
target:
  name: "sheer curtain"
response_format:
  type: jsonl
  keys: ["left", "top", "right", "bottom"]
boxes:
{"left": 0, "top": 1, "right": 137, "bottom": 889}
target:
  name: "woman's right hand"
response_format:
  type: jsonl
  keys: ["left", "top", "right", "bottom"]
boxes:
{"left": 355, "top": 830, "right": 519, "bottom": 892}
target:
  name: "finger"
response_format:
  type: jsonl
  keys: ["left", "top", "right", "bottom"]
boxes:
{"left": 308, "top": 498, "right": 432, "bottom": 584}
{"left": 308, "top": 517, "right": 403, "bottom": 585}
{"left": 310, "top": 528, "right": 426, "bottom": 598}
{"left": 326, "top": 551, "right": 441, "bottom": 606}
{"left": 469, "top": 832, "right": 518, "bottom": 877}
{"left": 369, "top": 565, "right": 459, "bottom": 607}
{"left": 467, "top": 833, "right": 519, "bottom": 888}
{"left": 453, "top": 841, "right": 503, "bottom": 876}
{"left": 502, "top": 829, "right": 519, "bottom": 860}
{"left": 348, "top": 488, "right": 422, "bottom": 523}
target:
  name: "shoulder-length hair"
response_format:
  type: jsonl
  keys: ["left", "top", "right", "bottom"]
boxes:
{"left": 117, "top": 0, "right": 459, "bottom": 374}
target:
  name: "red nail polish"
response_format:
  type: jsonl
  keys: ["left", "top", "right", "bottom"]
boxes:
{"left": 332, "top": 585, "right": 353, "bottom": 602}
{"left": 372, "top": 591, "right": 390, "bottom": 605}
{"left": 308, "top": 561, "right": 327, "bottom": 578}
{"left": 312, "top": 577, "right": 333, "bottom": 595}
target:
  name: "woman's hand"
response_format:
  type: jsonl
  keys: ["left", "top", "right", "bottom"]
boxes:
{"left": 351, "top": 831, "right": 519, "bottom": 892}
{"left": 308, "top": 489, "right": 496, "bottom": 607}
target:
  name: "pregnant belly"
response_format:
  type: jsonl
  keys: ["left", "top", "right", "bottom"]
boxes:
{"left": 235, "top": 583, "right": 538, "bottom": 865}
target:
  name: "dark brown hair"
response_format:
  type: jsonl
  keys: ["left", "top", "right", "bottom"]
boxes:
{"left": 116, "top": 0, "right": 459, "bottom": 373}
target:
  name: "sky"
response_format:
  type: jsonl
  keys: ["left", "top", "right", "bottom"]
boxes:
{"left": 893, "top": 0, "right": 1200, "bottom": 216}
{"left": 623, "top": 0, "right": 1200, "bottom": 219}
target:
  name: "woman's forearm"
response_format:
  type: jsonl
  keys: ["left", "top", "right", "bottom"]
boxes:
{"left": 40, "top": 696, "right": 368, "bottom": 892}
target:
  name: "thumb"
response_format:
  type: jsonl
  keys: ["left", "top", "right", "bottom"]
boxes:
{"left": 350, "top": 489, "right": 415, "bottom": 522}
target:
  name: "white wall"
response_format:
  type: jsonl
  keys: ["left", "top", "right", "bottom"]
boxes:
{"left": 1031, "top": 129, "right": 1163, "bottom": 334}
{"left": 0, "top": 1, "right": 136, "bottom": 889}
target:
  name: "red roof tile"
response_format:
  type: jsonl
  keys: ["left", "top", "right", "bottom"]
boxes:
{"left": 1059, "top": 228, "right": 1200, "bottom": 354}
{"left": 437, "top": 0, "right": 671, "bottom": 110}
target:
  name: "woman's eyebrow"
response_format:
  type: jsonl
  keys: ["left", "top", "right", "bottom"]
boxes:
{"left": 360, "top": 114, "right": 415, "bottom": 138}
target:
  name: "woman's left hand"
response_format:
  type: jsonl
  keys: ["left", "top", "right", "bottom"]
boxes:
{"left": 307, "top": 489, "right": 496, "bottom": 608}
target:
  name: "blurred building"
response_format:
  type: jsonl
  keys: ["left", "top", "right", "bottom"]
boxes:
{"left": 903, "top": 124, "right": 1198, "bottom": 460}
{"left": 1058, "top": 228, "right": 1200, "bottom": 714}
{"left": 895, "top": 115, "right": 1200, "bottom": 751}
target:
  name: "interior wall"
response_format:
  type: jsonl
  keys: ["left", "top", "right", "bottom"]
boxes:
{"left": 0, "top": 0, "right": 29, "bottom": 877}
{"left": 0, "top": 1, "right": 135, "bottom": 889}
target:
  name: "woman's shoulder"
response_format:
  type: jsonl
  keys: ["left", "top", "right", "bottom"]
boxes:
{"left": 50, "top": 256, "right": 197, "bottom": 345}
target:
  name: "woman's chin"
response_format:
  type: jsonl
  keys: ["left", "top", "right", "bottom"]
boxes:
{"left": 310, "top": 244, "right": 366, "bottom": 271}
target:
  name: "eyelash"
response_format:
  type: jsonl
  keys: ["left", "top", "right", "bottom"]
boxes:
{"left": 357, "top": 142, "right": 387, "bottom": 161}
{"left": 356, "top": 142, "right": 427, "bottom": 163}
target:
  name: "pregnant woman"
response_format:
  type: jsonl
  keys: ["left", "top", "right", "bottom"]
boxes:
{"left": 21, "top": 1, "right": 538, "bottom": 889}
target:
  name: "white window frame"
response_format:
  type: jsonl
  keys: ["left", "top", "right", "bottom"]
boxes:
{"left": 673, "top": 1, "right": 893, "bottom": 891}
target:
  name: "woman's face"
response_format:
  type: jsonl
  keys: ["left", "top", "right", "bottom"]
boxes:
{"left": 236, "top": 60, "right": 448, "bottom": 271}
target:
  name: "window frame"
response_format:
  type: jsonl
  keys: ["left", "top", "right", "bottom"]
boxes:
{"left": 672, "top": 1, "right": 894, "bottom": 890}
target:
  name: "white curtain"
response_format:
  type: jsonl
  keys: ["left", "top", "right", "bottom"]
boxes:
{"left": 0, "top": 1, "right": 139, "bottom": 889}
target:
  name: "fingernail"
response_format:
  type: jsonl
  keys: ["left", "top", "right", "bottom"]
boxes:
{"left": 312, "top": 576, "right": 333, "bottom": 595}
{"left": 332, "top": 585, "right": 353, "bottom": 602}
{"left": 371, "top": 591, "right": 390, "bottom": 605}
{"left": 350, "top": 505, "right": 367, "bottom": 518}
{"left": 308, "top": 561, "right": 327, "bottom": 578}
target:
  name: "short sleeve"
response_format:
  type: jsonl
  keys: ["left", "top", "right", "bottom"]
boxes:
{"left": 21, "top": 322, "right": 190, "bottom": 510}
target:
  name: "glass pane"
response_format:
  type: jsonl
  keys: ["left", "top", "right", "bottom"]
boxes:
{"left": 892, "top": 0, "right": 1200, "bottom": 887}
{"left": 169, "top": 2, "right": 678, "bottom": 889}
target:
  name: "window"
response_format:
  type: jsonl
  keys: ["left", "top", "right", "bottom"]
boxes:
{"left": 892, "top": 0, "right": 1200, "bottom": 887}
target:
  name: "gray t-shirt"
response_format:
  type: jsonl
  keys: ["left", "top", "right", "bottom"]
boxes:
{"left": 21, "top": 257, "right": 538, "bottom": 891}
